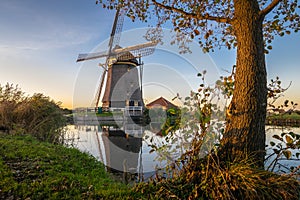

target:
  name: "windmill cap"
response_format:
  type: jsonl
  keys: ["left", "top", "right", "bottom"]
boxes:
{"left": 113, "top": 45, "right": 139, "bottom": 65}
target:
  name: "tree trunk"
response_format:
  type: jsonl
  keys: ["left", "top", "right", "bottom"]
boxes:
{"left": 220, "top": 0, "right": 267, "bottom": 167}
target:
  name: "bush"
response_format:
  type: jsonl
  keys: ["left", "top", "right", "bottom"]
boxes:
{"left": 0, "top": 83, "right": 24, "bottom": 131}
{"left": 0, "top": 83, "right": 66, "bottom": 143}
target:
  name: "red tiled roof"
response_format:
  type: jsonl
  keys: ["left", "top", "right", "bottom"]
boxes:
{"left": 146, "top": 97, "right": 177, "bottom": 108}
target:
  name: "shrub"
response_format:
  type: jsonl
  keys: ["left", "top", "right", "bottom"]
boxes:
{"left": 0, "top": 83, "right": 66, "bottom": 143}
{"left": 0, "top": 83, "right": 25, "bottom": 132}
{"left": 15, "top": 93, "right": 66, "bottom": 143}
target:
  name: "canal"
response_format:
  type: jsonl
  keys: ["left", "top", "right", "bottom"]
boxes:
{"left": 65, "top": 123, "right": 300, "bottom": 182}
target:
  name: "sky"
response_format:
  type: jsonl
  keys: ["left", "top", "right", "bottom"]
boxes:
{"left": 0, "top": 0, "right": 299, "bottom": 109}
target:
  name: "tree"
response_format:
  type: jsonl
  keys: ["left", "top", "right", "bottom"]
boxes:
{"left": 96, "top": 0, "right": 300, "bottom": 167}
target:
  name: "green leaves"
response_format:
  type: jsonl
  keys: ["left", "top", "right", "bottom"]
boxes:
{"left": 270, "top": 141, "right": 275, "bottom": 146}
{"left": 272, "top": 134, "right": 283, "bottom": 141}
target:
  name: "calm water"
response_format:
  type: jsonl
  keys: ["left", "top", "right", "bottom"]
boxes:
{"left": 65, "top": 123, "right": 171, "bottom": 181}
{"left": 266, "top": 125, "right": 300, "bottom": 173}
{"left": 65, "top": 124, "right": 300, "bottom": 181}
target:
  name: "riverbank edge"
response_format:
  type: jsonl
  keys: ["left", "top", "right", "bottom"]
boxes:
{"left": 0, "top": 134, "right": 142, "bottom": 199}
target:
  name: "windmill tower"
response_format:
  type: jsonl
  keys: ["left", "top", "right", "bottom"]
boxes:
{"left": 77, "top": 9, "right": 157, "bottom": 112}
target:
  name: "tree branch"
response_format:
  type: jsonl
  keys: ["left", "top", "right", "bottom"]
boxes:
{"left": 151, "top": 0, "right": 231, "bottom": 23}
{"left": 259, "top": 0, "right": 282, "bottom": 17}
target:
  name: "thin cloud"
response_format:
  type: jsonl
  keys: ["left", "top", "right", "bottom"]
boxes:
{"left": 0, "top": 1, "right": 105, "bottom": 51}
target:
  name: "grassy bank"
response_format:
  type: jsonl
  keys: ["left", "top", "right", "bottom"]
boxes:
{"left": 268, "top": 112, "right": 300, "bottom": 120}
{"left": 0, "top": 134, "right": 136, "bottom": 199}
{"left": 266, "top": 113, "right": 300, "bottom": 126}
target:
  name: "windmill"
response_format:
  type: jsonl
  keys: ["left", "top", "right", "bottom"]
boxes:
{"left": 76, "top": 9, "right": 157, "bottom": 112}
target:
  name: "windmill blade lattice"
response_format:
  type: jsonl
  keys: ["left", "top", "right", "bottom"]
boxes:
{"left": 113, "top": 41, "right": 158, "bottom": 61}
{"left": 76, "top": 9, "right": 124, "bottom": 63}
{"left": 77, "top": 51, "right": 108, "bottom": 62}
{"left": 93, "top": 69, "right": 107, "bottom": 110}
{"left": 110, "top": 9, "right": 125, "bottom": 50}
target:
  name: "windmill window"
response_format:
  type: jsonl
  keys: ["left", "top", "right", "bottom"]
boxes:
{"left": 129, "top": 100, "right": 134, "bottom": 106}
{"left": 134, "top": 101, "right": 139, "bottom": 107}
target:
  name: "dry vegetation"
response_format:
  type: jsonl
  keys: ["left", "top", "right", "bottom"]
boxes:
{"left": 0, "top": 83, "right": 66, "bottom": 143}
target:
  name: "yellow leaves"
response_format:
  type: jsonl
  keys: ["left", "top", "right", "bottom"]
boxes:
{"left": 220, "top": 74, "right": 235, "bottom": 97}
{"left": 204, "top": 30, "right": 213, "bottom": 40}
{"left": 225, "top": 76, "right": 233, "bottom": 84}
{"left": 204, "top": 32, "right": 210, "bottom": 39}
{"left": 283, "top": 150, "right": 292, "bottom": 159}
{"left": 130, "top": 15, "right": 135, "bottom": 21}
{"left": 285, "top": 134, "right": 293, "bottom": 145}
{"left": 194, "top": 29, "right": 200, "bottom": 35}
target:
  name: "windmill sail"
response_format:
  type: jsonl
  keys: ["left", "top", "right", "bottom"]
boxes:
{"left": 77, "top": 51, "right": 108, "bottom": 62}
{"left": 77, "top": 41, "right": 157, "bottom": 62}
{"left": 110, "top": 9, "right": 125, "bottom": 49}
{"left": 115, "top": 41, "right": 158, "bottom": 60}
{"left": 93, "top": 69, "right": 107, "bottom": 110}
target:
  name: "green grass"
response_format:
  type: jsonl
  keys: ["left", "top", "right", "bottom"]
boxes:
{"left": 0, "top": 134, "right": 137, "bottom": 199}
{"left": 268, "top": 112, "right": 300, "bottom": 120}
{"left": 73, "top": 111, "right": 123, "bottom": 117}
{"left": 96, "top": 111, "right": 123, "bottom": 117}
{"left": 2, "top": 134, "right": 298, "bottom": 199}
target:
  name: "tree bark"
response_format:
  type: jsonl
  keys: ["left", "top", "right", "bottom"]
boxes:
{"left": 220, "top": 0, "right": 267, "bottom": 167}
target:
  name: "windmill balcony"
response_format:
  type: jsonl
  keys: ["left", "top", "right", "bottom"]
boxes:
{"left": 125, "top": 106, "right": 143, "bottom": 117}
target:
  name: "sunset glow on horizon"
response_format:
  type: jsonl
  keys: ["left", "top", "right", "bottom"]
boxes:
{"left": 1, "top": 0, "right": 299, "bottom": 110}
